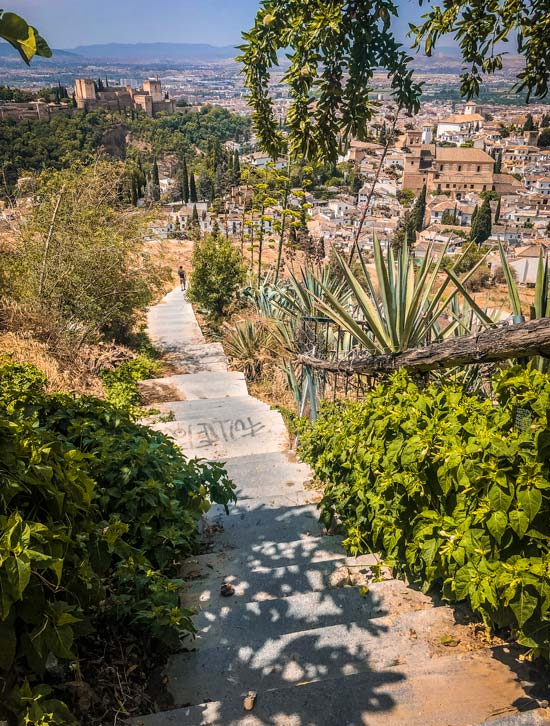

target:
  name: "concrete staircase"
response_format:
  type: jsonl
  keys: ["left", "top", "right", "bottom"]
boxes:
{"left": 131, "top": 288, "right": 549, "bottom": 726}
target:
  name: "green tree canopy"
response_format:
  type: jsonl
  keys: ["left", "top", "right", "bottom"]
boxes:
{"left": 241, "top": 1, "right": 550, "bottom": 161}
{"left": 187, "top": 234, "right": 245, "bottom": 320}
{"left": 523, "top": 113, "right": 535, "bottom": 131}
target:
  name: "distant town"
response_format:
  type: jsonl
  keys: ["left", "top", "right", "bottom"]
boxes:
{"left": 1, "top": 45, "right": 550, "bottom": 286}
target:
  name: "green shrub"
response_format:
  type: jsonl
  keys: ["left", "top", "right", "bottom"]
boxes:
{"left": 299, "top": 367, "right": 550, "bottom": 658}
{"left": 101, "top": 354, "right": 160, "bottom": 414}
{"left": 187, "top": 234, "right": 246, "bottom": 320}
{"left": 0, "top": 361, "right": 235, "bottom": 724}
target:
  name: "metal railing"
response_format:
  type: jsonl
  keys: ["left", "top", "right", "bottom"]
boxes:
{"left": 296, "top": 316, "right": 378, "bottom": 417}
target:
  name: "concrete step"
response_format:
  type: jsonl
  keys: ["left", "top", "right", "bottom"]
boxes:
{"left": 165, "top": 606, "right": 474, "bottom": 706}
{"left": 202, "top": 503, "right": 324, "bottom": 550}
{"left": 221, "top": 453, "right": 313, "bottom": 499}
{"left": 127, "top": 656, "right": 548, "bottom": 726}
{"left": 148, "top": 300, "right": 205, "bottom": 348}
{"left": 150, "top": 398, "right": 288, "bottom": 460}
{"left": 162, "top": 343, "right": 228, "bottom": 374}
{"left": 181, "top": 555, "right": 388, "bottom": 610}
{"left": 190, "top": 579, "right": 433, "bottom": 651}
{"left": 207, "top": 491, "right": 320, "bottom": 515}
{"left": 143, "top": 371, "right": 248, "bottom": 401}
{"left": 180, "top": 534, "right": 355, "bottom": 583}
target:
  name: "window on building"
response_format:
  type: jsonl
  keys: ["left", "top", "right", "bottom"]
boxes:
{"left": 477, "top": 165, "right": 481, "bottom": 172}
{"left": 446, "top": 184, "right": 450, "bottom": 189}
{"left": 458, "top": 165, "right": 462, "bottom": 171}
{"left": 470, "top": 184, "right": 474, "bottom": 189}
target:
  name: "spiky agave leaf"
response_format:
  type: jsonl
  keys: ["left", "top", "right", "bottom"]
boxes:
{"left": 498, "top": 241, "right": 522, "bottom": 317}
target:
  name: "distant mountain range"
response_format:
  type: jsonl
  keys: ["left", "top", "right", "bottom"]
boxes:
{"left": 68, "top": 42, "right": 238, "bottom": 62}
{"left": 0, "top": 44, "right": 80, "bottom": 60}
{"left": 0, "top": 41, "right": 238, "bottom": 64}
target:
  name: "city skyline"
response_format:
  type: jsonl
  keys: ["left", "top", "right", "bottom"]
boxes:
{"left": 9, "top": 0, "right": 424, "bottom": 49}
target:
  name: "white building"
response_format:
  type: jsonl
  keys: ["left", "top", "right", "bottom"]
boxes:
{"left": 436, "top": 102, "right": 484, "bottom": 144}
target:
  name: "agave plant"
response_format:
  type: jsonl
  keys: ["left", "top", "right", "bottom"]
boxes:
{"left": 307, "top": 238, "right": 494, "bottom": 355}
{"left": 498, "top": 241, "right": 550, "bottom": 320}
{"left": 498, "top": 242, "right": 550, "bottom": 370}
{"left": 223, "top": 319, "right": 272, "bottom": 381}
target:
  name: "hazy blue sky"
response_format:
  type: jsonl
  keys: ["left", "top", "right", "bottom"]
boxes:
{"left": 10, "top": 0, "right": 424, "bottom": 48}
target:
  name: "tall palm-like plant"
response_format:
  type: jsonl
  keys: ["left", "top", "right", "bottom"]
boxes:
{"left": 308, "top": 239, "right": 493, "bottom": 355}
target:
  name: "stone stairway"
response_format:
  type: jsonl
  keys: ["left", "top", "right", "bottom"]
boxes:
{"left": 131, "top": 288, "right": 549, "bottom": 726}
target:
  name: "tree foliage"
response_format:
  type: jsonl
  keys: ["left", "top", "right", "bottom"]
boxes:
{"left": 538, "top": 128, "right": 550, "bottom": 148}
{"left": 470, "top": 196, "right": 492, "bottom": 243}
{"left": 239, "top": 0, "right": 422, "bottom": 162}
{"left": 411, "top": 1, "right": 550, "bottom": 103}
{"left": 187, "top": 234, "right": 245, "bottom": 320}
{"left": 0, "top": 10, "right": 51, "bottom": 64}
{"left": 241, "top": 0, "right": 550, "bottom": 161}
{"left": 1, "top": 162, "right": 169, "bottom": 346}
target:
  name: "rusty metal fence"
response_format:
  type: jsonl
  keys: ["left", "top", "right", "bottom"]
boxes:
{"left": 296, "top": 315, "right": 378, "bottom": 417}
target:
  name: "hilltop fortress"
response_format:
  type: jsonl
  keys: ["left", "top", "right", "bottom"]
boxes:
{"left": 75, "top": 77, "right": 175, "bottom": 117}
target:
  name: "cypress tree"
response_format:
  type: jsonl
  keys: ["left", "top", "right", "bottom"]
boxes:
{"left": 152, "top": 158, "right": 160, "bottom": 202}
{"left": 494, "top": 197, "right": 501, "bottom": 223}
{"left": 470, "top": 204, "right": 479, "bottom": 230}
{"left": 189, "top": 172, "right": 198, "bottom": 203}
{"left": 233, "top": 150, "right": 241, "bottom": 185}
{"left": 523, "top": 113, "right": 535, "bottom": 131}
{"left": 181, "top": 157, "right": 189, "bottom": 203}
{"left": 493, "top": 150, "right": 502, "bottom": 174}
{"left": 191, "top": 204, "right": 200, "bottom": 236}
{"left": 414, "top": 184, "right": 427, "bottom": 232}
{"left": 541, "top": 113, "right": 550, "bottom": 129}
{"left": 152, "top": 158, "right": 160, "bottom": 187}
{"left": 471, "top": 197, "right": 492, "bottom": 243}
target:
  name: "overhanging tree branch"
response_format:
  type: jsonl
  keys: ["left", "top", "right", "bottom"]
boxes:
{"left": 298, "top": 317, "right": 550, "bottom": 375}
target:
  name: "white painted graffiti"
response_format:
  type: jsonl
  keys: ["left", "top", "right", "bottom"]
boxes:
{"left": 174, "top": 417, "right": 266, "bottom": 449}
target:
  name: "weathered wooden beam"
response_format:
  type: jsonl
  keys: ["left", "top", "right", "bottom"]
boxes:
{"left": 297, "top": 317, "right": 550, "bottom": 375}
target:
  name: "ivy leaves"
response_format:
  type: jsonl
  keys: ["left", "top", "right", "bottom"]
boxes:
{"left": 300, "top": 366, "right": 550, "bottom": 658}
{"left": 0, "top": 361, "right": 236, "bottom": 724}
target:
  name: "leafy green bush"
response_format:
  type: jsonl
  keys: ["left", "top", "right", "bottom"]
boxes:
{"left": 0, "top": 361, "right": 235, "bottom": 724}
{"left": 299, "top": 367, "right": 550, "bottom": 658}
{"left": 187, "top": 234, "right": 246, "bottom": 320}
{"left": 101, "top": 354, "right": 160, "bottom": 414}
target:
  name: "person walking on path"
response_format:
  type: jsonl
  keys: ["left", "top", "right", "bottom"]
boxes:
{"left": 178, "top": 266, "right": 187, "bottom": 292}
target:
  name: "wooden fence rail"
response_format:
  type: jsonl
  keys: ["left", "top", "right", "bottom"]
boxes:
{"left": 297, "top": 317, "right": 550, "bottom": 375}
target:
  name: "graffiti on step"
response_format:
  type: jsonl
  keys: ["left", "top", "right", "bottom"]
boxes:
{"left": 174, "top": 417, "right": 266, "bottom": 449}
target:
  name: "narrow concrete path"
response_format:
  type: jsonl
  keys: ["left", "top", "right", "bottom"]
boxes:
{"left": 132, "top": 288, "right": 549, "bottom": 726}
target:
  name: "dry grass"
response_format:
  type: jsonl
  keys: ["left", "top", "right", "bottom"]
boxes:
{"left": 248, "top": 363, "right": 298, "bottom": 413}
{"left": 0, "top": 332, "right": 104, "bottom": 395}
